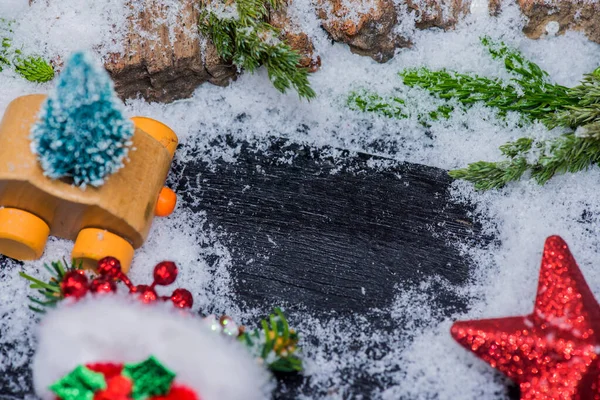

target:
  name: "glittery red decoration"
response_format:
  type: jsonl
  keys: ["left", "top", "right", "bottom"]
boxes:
{"left": 97, "top": 257, "right": 122, "bottom": 279}
{"left": 153, "top": 261, "right": 178, "bottom": 286}
{"left": 150, "top": 385, "right": 199, "bottom": 400}
{"left": 86, "top": 363, "right": 124, "bottom": 378}
{"left": 134, "top": 284, "right": 158, "bottom": 303}
{"left": 60, "top": 270, "right": 89, "bottom": 299}
{"left": 89, "top": 277, "right": 117, "bottom": 294}
{"left": 93, "top": 375, "right": 132, "bottom": 400}
{"left": 451, "top": 236, "right": 600, "bottom": 400}
{"left": 170, "top": 288, "right": 193, "bottom": 309}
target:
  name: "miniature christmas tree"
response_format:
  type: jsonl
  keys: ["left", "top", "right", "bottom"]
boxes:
{"left": 30, "top": 51, "right": 134, "bottom": 187}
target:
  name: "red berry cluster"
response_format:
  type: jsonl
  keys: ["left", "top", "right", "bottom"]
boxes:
{"left": 60, "top": 258, "right": 194, "bottom": 309}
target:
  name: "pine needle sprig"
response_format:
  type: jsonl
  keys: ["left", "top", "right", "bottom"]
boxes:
{"left": 13, "top": 55, "right": 55, "bottom": 83}
{"left": 239, "top": 307, "right": 302, "bottom": 373}
{"left": 0, "top": 18, "right": 54, "bottom": 83}
{"left": 0, "top": 37, "right": 11, "bottom": 68}
{"left": 450, "top": 134, "right": 535, "bottom": 190}
{"left": 199, "top": 0, "right": 315, "bottom": 99}
{"left": 576, "top": 121, "right": 600, "bottom": 140}
{"left": 480, "top": 36, "right": 548, "bottom": 85}
{"left": 347, "top": 90, "right": 408, "bottom": 119}
{"left": 547, "top": 68, "right": 600, "bottom": 129}
{"left": 348, "top": 36, "right": 600, "bottom": 189}
{"left": 19, "top": 259, "right": 83, "bottom": 313}
{"left": 347, "top": 89, "right": 452, "bottom": 122}
{"left": 531, "top": 133, "right": 600, "bottom": 184}
{"left": 450, "top": 133, "right": 600, "bottom": 189}
{"left": 449, "top": 158, "right": 530, "bottom": 190}
{"left": 400, "top": 66, "right": 574, "bottom": 125}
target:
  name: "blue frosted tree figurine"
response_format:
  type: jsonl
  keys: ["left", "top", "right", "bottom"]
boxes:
{"left": 30, "top": 51, "right": 134, "bottom": 188}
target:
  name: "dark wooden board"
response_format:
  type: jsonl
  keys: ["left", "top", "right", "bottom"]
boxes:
{"left": 172, "top": 139, "right": 489, "bottom": 316}
{"left": 0, "top": 138, "right": 503, "bottom": 399}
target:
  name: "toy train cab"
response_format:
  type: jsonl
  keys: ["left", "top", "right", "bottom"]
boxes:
{"left": 0, "top": 94, "right": 178, "bottom": 272}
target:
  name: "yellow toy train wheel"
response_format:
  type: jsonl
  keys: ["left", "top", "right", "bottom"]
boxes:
{"left": 131, "top": 116, "right": 178, "bottom": 159}
{"left": 0, "top": 208, "right": 49, "bottom": 260}
{"left": 72, "top": 228, "right": 134, "bottom": 273}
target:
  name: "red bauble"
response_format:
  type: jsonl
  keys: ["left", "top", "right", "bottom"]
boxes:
{"left": 153, "top": 261, "right": 178, "bottom": 286}
{"left": 134, "top": 284, "right": 158, "bottom": 303}
{"left": 170, "top": 288, "right": 193, "bottom": 309}
{"left": 97, "top": 257, "right": 122, "bottom": 279}
{"left": 89, "top": 277, "right": 117, "bottom": 294}
{"left": 451, "top": 236, "right": 600, "bottom": 400}
{"left": 60, "top": 270, "right": 89, "bottom": 299}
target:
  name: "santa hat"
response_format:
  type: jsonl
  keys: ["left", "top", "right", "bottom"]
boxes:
{"left": 32, "top": 295, "right": 274, "bottom": 400}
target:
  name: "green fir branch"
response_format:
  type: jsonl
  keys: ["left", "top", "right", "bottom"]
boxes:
{"left": 199, "top": 0, "right": 315, "bottom": 99}
{"left": 449, "top": 158, "right": 530, "bottom": 190}
{"left": 531, "top": 133, "right": 600, "bottom": 184}
{"left": 347, "top": 89, "right": 452, "bottom": 123}
{"left": 13, "top": 55, "right": 55, "bottom": 83}
{"left": 239, "top": 307, "right": 303, "bottom": 373}
{"left": 20, "top": 259, "right": 83, "bottom": 313}
{"left": 400, "top": 66, "right": 573, "bottom": 126}
{"left": 0, "top": 18, "right": 54, "bottom": 83}
{"left": 480, "top": 36, "right": 548, "bottom": 85}
{"left": 547, "top": 68, "right": 600, "bottom": 129}
{"left": 347, "top": 36, "right": 600, "bottom": 189}
{"left": 347, "top": 90, "right": 407, "bottom": 119}
{"left": 450, "top": 133, "right": 600, "bottom": 189}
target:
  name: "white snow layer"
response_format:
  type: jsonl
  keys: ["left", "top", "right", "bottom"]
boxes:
{"left": 32, "top": 295, "right": 273, "bottom": 400}
{"left": 1, "top": 0, "right": 600, "bottom": 399}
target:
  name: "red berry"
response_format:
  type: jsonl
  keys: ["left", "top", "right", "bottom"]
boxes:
{"left": 170, "top": 288, "right": 193, "bottom": 309}
{"left": 60, "top": 271, "right": 89, "bottom": 299}
{"left": 97, "top": 257, "right": 122, "bottom": 279}
{"left": 89, "top": 277, "right": 117, "bottom": 294}
{"left": 134, "top": 285, "right": 158, "bottom": 304}
{"left": 153, "top": 261, "right": 178, "bottom": 286}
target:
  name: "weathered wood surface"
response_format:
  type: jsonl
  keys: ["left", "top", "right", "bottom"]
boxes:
{"left": 173, "top": 139, "right": 488, "bottom": 315}
{"left": 104, "top": 0, "right": 237, "bottom": 103}
{"left": 0, "top": 139, "right": 500, "bottom": 399}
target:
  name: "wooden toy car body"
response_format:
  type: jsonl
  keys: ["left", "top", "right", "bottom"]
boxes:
{"left": 0, "top": 94, "right": 178, "bottom": 271}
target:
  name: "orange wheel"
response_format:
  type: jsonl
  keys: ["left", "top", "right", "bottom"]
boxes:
{"left": 155, "top": 187, "right": 177, "bottom": 217}
{"left": 72, "top": 228, "right": 134, "bottom": 273}
{"left": 0, "top": 208, "right": 49, "bottom": 260}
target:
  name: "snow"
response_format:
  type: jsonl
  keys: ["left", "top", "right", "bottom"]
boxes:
{"left": 9, "top": 0, "right": 131, "bottom": 62}
{"left": 32, "top": 295, "right": 273, "bottom": 400}
{"left": 1, "top": 0, "right": 600, "bottom": 399}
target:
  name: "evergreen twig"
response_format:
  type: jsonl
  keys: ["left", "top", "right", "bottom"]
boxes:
{"left": 238, "top": 307, "right": 302, "bottom": 373}
{"left": 13, "top": 55, "right": 55, "bottom": 83}
{"left": 20, "top": 259, "right": 83, "bottom": 313}
{"left": 199, "top": 0, "right": 315, "bottom": 99}
{"left": 348, "top": 36, "right": 600, "bottom": 189}
{"left": 0, "top": 18, "right": 54, "bottom": 83}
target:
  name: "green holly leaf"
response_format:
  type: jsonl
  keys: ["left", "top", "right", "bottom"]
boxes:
{"left": 49, "top": 365, "right": 106, "bottom": 400}
{"left": 123, "top": 356, "right": 176, "bottom": 400}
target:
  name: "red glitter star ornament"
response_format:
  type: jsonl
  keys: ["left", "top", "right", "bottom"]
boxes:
{"left": 451, "top": 235, "right": 600, "bottom": 399}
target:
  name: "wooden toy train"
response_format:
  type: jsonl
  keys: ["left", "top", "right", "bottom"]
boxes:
{"left": 0, "top": 94, "right": 178, "bottom": 272}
